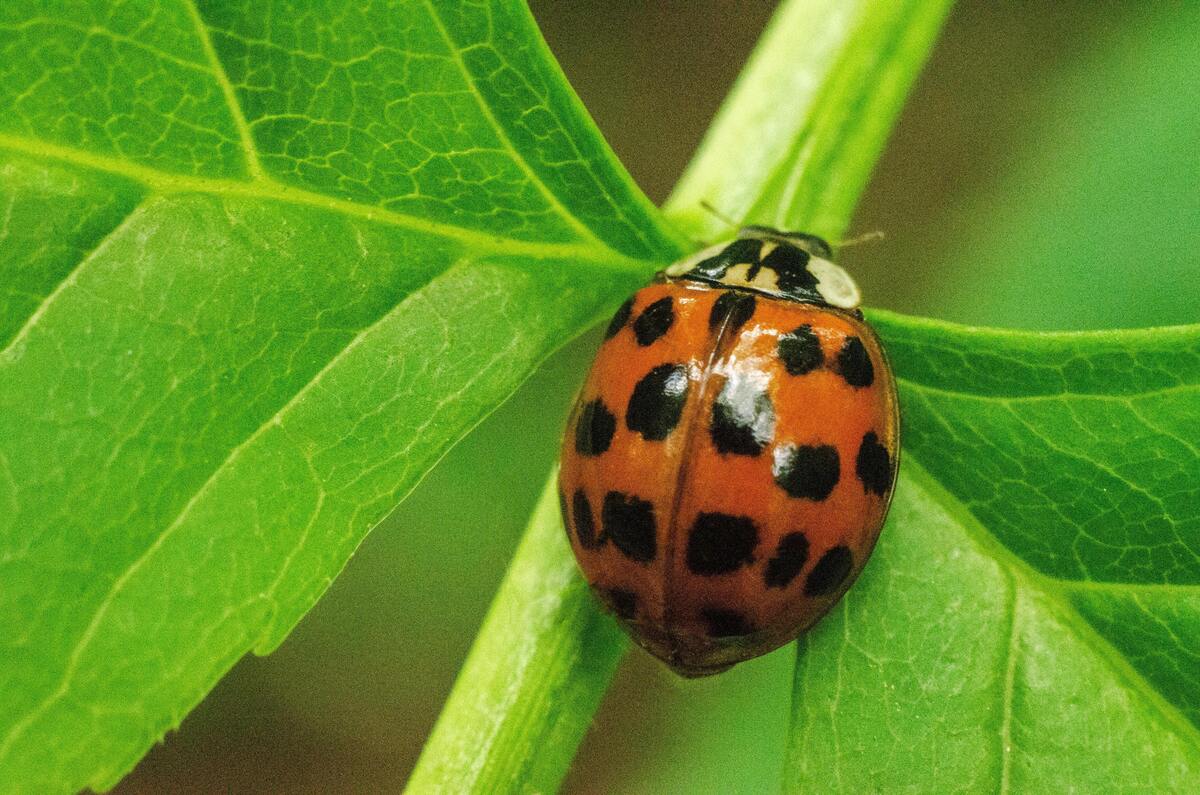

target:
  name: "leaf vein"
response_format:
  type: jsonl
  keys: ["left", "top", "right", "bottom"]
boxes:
{"left": 182, "top": 0, "right": 265, "bottom": 180}
{"left": 997, "top": 583, "right": 1019, "bottom": 795}
{"left": 899, "top": 375, "right": 1199, "bottom": 403}
{"left": 905, "top": 459, "right": 1200, "bottom": 749}
{"left": 1126, "top": 401, "right": 1200, "bottom": 459}
{"left": 998, "top": 404, "right": 1175, "bottom": 548}
{"left": 0, "top": 134, "right": 648, "bottom": 270}
{"left": 419, "top": 0, "right": 604, "bottom": 249}
{"left": 0, "top": 256, "right": 461, "bottom": 764}
{"left": 0, "top": 198, "right": 146, "bottom": 357}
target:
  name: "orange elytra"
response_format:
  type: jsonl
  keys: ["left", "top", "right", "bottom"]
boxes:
{"left": 558, "top": 227, "right": 899, "bottom": 676}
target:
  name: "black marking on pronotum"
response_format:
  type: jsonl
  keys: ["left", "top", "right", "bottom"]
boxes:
{"left": 773, "top": 443, "right": 840, "bottom": 501}
{"left": 686, "top": 512, "right": 759, "bottom": 575}
{"left": 602, "top": 491, "right": 657, "bottom": 562}
{"left": 626, "top": 363, "right": 689, "bottom": 441}
{"left": 634, "top": 296, "right": 675, "bottom": 346}
{"left": 687, "top": 238, "right": 763, "bottom": 283}
{"left": 804, "top": 545, "right": 854, "bottom": 596}
{"left": 574, "top": 398, "right": 616, "bottom": 456}
{"left": 762, "top": 243, "right": 822, "bottom": 302}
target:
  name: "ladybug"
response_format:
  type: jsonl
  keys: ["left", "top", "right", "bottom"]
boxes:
{"left": 558, "top": 226, "right": 899, "bottom": 677}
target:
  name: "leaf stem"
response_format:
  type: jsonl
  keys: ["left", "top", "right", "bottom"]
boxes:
{"left": 665, "top": 0, "right": 955, "bottom": 242}
{"left": 406, "top": 477, "right": 628, "bottom": 793}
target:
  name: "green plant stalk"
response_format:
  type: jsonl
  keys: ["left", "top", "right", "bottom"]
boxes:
{"left": 406, "top": 477, "right": 628, "bottom": 794}
{"left": 409, "top": 0, "right": 953, "bottom": 790}
{"left": 665, "top": 0, "right": 955, "bottom": 241}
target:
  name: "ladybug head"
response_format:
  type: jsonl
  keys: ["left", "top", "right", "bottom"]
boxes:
{"left": 664, "top": 226, "right": 861, "bottom": 309}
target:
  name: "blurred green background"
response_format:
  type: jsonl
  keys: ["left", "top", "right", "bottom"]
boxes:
{"left": 118, "top": 1, "right": 1199, "bottom": 792}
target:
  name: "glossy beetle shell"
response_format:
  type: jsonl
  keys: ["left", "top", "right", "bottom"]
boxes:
{"left": 559, "top": 232, "right": 899, "bottom": 676}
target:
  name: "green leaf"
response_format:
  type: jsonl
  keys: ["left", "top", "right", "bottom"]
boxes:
{"left": 788, "top": 313, "right": 1200, "bottom": 791}
{"left": 0, "top": 2, "right": 683, "bottom": 790}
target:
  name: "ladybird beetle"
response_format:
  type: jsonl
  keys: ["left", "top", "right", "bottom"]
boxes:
{"left": 558, "top": 227, "right": 899, "bottom": 677}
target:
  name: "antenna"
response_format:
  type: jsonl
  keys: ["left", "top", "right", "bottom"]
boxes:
{"left": 699, "top": 200, "right": 743, "bottom": 231}
{"left": 835, "top": 230, "right": 886, "bottom": 249}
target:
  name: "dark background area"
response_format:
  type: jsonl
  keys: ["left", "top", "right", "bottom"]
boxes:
{"left": 118, "top": 1, "right": 1199, "bottom": 792}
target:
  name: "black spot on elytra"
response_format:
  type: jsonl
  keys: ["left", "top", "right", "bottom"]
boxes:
{"left": 603, "top": 587, "right": 638, "bottom": 620}
{"left": 572, "top": 489, "right": 602, "bottom": 549}
{"left": 633, "top": 296, "right": 675, "bottom": 346}
{"left": 686, "top": 512, "right": 759, "bottom": 575}
{"left": 773, "top": 444, "right": 840, "bottom": 500}
{"left": 708, "top": 291, "right": 756, "bottom": 333}
{"left": 762, "top": 243, "right": 821, "bottom": 301}
{"left": 856, "top": 431, "right": 892, "bottom": 496}
{"left": 626, "top": 363, "right": 689, "bottom": 441}
{"left": 605, "top": 297, "right": 634, "bottom": 340}
{"left": 701, "top": 608, "right": 756, "bottom": 638}
{"left": 574, "top": 398, "right": 616, "bottom": 456}
{"left": 836, "top": 336, "right": 874, "bottom": 387}
{"left": 777, "top": 324, "right": 823, "bottom": 376}
{"left": 689, "top": 238, "right": 764, "bottom": 283}
{"left": 602, "top": 491, "right": 657, "bottom": 562}
{"left": 764, "top": 532, "right": 810, "bottom": 588}
{"left": 804, "top": 546, "right": 854, "bottom": 596}
{"left": 710, "top": 375, "right": 775, "bottom": 456}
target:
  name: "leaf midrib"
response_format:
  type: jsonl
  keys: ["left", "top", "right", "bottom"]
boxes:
{"left": 997, "top": 583, "right": 1019, "bottom": 795}
{"left": 9, "top": 1, "right": 637, "bottom": 261}
{"left": 0, "top": 133, "right": 642, "bottom": 267}
{"left": 899, "top": 375, "right": 1200, "bottom": 402}
{"left": 903, "top": 458, "right": 1200, "bottom": 753}
{"left": 873, "top": 308, "right": 1200, "bottom": 344}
